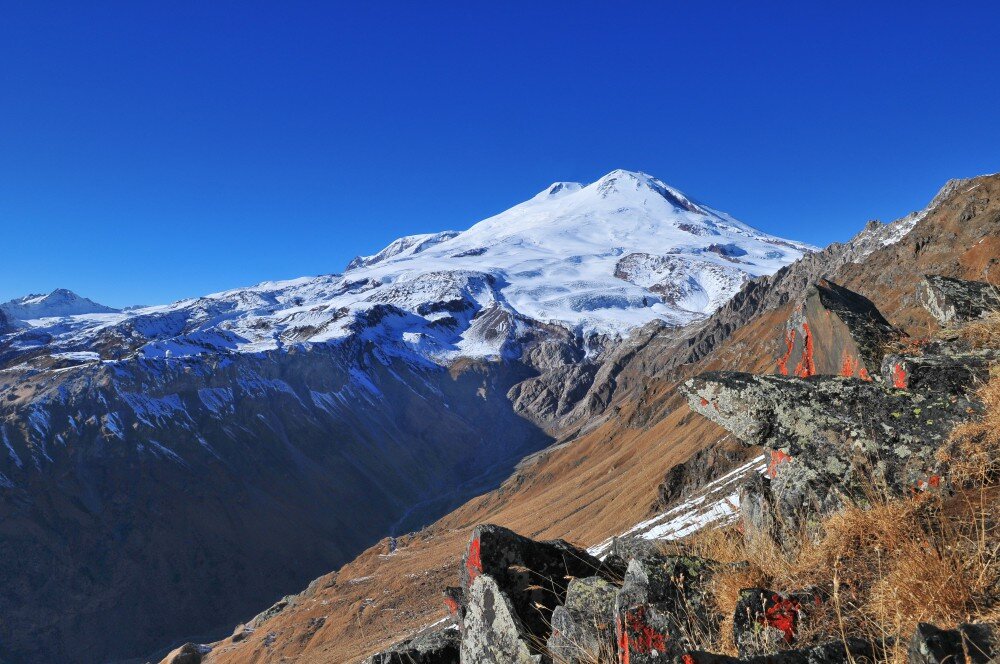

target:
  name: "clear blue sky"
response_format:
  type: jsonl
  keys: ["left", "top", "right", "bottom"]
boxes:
{"left": 2, "top": 2, "right": 999, "bottom": 307}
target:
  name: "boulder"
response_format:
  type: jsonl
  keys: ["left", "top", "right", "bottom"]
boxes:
{"left": 732, "top": 589, "right": 803, "bottom": 657}
{"left": 908, "top": 622, "right": 999, "bottom": 664}
{"left": 364, "top": 626, "right": 460, "bottom": 664}
{"left": 460, "top": 574, "right": 538, "bottom": 664}
{"left": 776, "top": 279, "right": 900, "bottom": 380}
{"left": 683, "top": 372, "right": 978, "bottom": 538}
{"left": 159, "top": 643, "right": 211, "bottom": 664}
{"left": 547, "top": 576, "right": 618, "bottom": 664}
{"left": 615, "top": 554, "right": 719, "bottom": 663}
{"left": 460, "top": 524, "right": 605, "bottom": 644}
{"left": 918, "top": 275, "right": 1000, "bottom": 325}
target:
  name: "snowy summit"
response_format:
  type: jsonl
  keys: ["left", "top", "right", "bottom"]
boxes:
{"left": 1, "top": 170, "right": 813, "bottom": 364}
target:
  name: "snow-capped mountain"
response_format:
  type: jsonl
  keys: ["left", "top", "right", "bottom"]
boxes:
{"left": 2, "top": 170, "right": 812, "bottom": 368}
{"left": 0, "top": 288, "right": 118, "bottom": 322}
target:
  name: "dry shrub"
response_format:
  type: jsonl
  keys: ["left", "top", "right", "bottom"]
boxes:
{"left": 950, "top": 311, "right": 1000, "bottom": 350}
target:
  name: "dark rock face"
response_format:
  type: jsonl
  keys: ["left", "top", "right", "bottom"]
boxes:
{"left": 908, "top": 622, "right": 1000, "bottom": 664}
{"left": 732, "top": 589, "right": 804, "bottom": 658}
{"left": 547, "top": 576, "right": 618, "bottom": 664}
{"left": 615, "top": 554, "right": 718, "bottom": 663}
{"left": 777, "top": 279, "right": 900, "bottom": 380}
{"left": 460, "top": 524, "right": 605, "bottom": 641}
{"left": 682, "top": 371, "right": 977, "bottom": 538}
{"left": 881, "top": 346, "right": 1000, "bottom": 393}
{"left": 364, "top": 626, "right": 460, "bottom": 664}
{"left": 918, "top": 275, "right": 1000, "bottom": 325}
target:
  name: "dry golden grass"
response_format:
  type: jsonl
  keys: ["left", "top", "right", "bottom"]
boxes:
{"left": 950, "top": 312, "right": 1000, "bottom": 349}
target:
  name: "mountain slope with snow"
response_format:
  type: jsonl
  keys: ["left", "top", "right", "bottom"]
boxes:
{"left": 1, "top": 170, "right": 812, "bottom": 368}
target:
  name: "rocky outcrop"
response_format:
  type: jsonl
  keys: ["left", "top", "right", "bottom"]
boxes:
{"left": 458, "top": 524, "right": 608, "bottom": 659}
{"left": 683, "top": 370, "right": 976, "bottom": 539}
{"left": 777, "top": 279, "right": 901, "bottom": 380}
{"left": 918, "top": 275, "right": 1000, "bottom": 325}
{"left": 679, "top": 637, "right": 881, "bottom": 664}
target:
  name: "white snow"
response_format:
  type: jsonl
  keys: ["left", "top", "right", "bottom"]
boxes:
{"left": 588, "top": 453, "right": 767, "bottom": 558}
{"left": 1, "top": 170, "right": 812, "bottom": 365}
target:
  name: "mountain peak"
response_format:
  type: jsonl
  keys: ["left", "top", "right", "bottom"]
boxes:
{"left": 0, "top": 289, "right": 119, "bottom": 320}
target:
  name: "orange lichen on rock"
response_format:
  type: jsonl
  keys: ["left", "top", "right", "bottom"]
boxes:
{"left": 767, "top": 449, "right": 793, "bottom": 478}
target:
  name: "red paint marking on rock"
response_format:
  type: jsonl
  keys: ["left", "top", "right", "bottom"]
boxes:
{"left": 776, "top": 329, "right": 796, "bottom": 376}
{"left": 794, "top": 323, "right": 815, "bottom": 378}
{"left": 892, "top": 363, "right": 908, "bottom": 389}
{"left": 767, "top": 450, "right": 793, "bottom": 478}
{"left": 465, "top": 536, "right": 482, "bottom": 585}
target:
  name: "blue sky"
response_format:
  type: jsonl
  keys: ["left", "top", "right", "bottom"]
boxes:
{"left": 2, "top": 2, "right": 999, "bottom": 307}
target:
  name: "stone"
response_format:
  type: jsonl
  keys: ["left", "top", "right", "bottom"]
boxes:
{"left": 546, "top": 576, "right": 618, "bottom": 664}
{"left": 615, "top": 554, "right": 719, "bottom": 663}
{"left": 460, "top": 524, "right": 605, "bottom": 645}
{"left": 364, "top": 626, "right": 460, "bottom": 664}
{"left": 776, "top": 279, "right": 900, "bottom": 380}
{"left": 918, "top": 275, "right": 1000, "bottom": 325}
{"left": 683, "top": 372, "right": 978, "bottom": 538}
{"left": 230, "top": 623, "right": 253, "bottom": 643}
{"left": 908, "top": 622, "right": 1000, "bottom": 664}
{"left": 881, "top": 347, "right": 1000, "bottom": 394}
{"left": 460, "top": 574, "right": 537, "bottom": 664}
{"left": 732, "top": 588, "right": 802, "bottom": 657}
{"left": 159, "top": 643, "right": 211, "bottom": 664}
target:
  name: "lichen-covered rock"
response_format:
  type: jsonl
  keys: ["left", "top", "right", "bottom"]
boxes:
{"left": 364, "top": 626, "right": 460, "bottom": 664}
{"left": 732, "top": 589, "right": 803, "bottom": 657}
{"left": 682, "top": 372, "right": 978, "bottom": 538}
{"left": 615, "top": 554, "right": 719, "bottom": 662}
{"left": 776, "top": 279, "right": 900, "bottom": 380}
{"left": 908, "top": 622, "right": 1000, "bottom": 664}
{"left": 676, "top": 637, "right": 879, "bottom": 664}
{"left": 547, "top": 576, "right": 618, "bottom": 664}
{"left": 460, "top": 574, "right": 537, "bottom": 664}
{"left": 881, "top": 347, "right": 1000, "bottom": 394}
{"left": 918, "top": 275, "right": 1000, "bottom": 325}
{"left": 460, "top": 524, "right": 605, "bottom": 646}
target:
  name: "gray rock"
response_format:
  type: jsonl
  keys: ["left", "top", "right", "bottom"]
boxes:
{"left": 683, "top": 372, "right": 978, "bottom": 538}
{"left": 460, "top": 574, "right": 537, "bottom": 664}
{"left": 778, "top": 279, "right": 900, "bottom": 380}
{"left": 918, "top": 275, "right": 1000, "bottom": 325}
{"left": 615, "top": 554, "right": 719, "bottom": 663}
{"left": 159, "top": 643, "right": 210, "bottom": 664}
{"left": 460, "top": 524, "right": 605, "bottom": 647}
{"left": 546, "top": 576, "right": 618, "bottom": 664}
